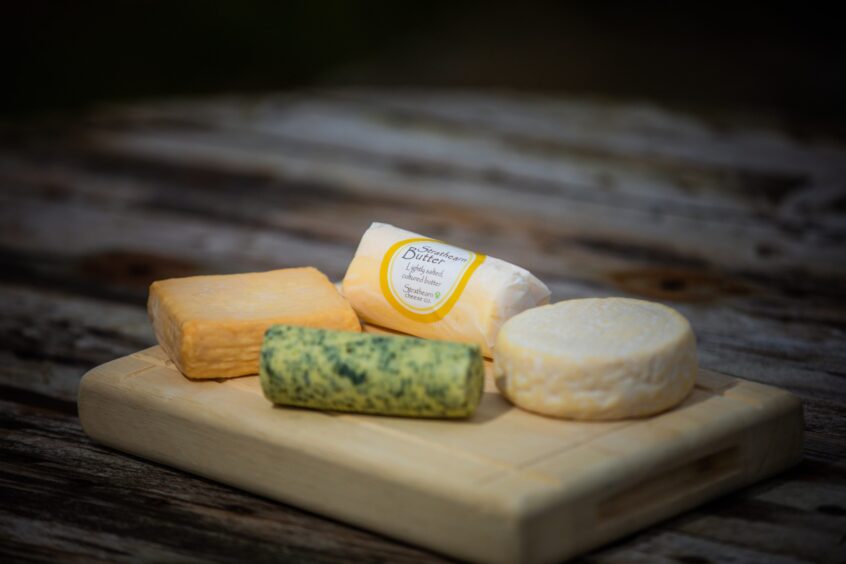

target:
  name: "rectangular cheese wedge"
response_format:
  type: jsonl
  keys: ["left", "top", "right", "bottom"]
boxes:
{"left": 342, "top": 223, "right": 550, "bottom": 356}
{"left": 148, "top": 267, "right": 361, "bottom": 379}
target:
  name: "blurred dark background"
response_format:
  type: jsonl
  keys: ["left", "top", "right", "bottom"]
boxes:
{"left": 4, "top": 2, "right": 845, "bottom": 139}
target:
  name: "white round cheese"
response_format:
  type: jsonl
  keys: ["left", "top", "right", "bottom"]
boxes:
{"left": 494, "top": 298, "right": 697, "bottom": 420}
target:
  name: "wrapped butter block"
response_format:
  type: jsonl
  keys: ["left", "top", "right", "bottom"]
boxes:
{"left": 148, "top": 267, "right": 361, "bottom": 379}
{"left": 342, "top": 223, "right": 550, "bottom": 356}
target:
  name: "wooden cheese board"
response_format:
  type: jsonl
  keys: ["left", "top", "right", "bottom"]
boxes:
{"left": 78, "top": 326, "right": 803, "bottom": 563}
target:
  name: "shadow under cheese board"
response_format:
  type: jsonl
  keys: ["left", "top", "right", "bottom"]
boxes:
{"left": 78, "top": 323, "right": 803, "bottom": 563}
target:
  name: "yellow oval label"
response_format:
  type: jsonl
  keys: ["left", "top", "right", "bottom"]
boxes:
{"left": 379, "top": 237, "right": 486, "bottom": 323}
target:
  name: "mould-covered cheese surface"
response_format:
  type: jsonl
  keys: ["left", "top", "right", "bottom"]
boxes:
{"left": 148, "top": 267, "right": 361, "bottom": 379}
{"left": 260, "top": 325, "right": 484, "bottom": 418}
{"left": 342, "top": 223, "right": 550, "bottom": 356}
{"left": 494, "top": 298, "right": 698, "bottom": 420}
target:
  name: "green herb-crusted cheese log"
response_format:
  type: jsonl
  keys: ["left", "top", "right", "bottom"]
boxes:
{"left": 260, "top": 325, "right": 484, "bottom": 418}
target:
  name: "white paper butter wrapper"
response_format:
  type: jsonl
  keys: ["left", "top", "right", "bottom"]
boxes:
{"left": 342, "top": 222, "right": 550, "bottom": 356}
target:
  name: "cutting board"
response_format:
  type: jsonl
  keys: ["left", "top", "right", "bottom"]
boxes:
{"left": 78, "top": 326, "right": 803, "bottom": 563}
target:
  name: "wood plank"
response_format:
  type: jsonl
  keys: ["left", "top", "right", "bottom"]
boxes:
{"left": 78, "top": 125, "right": 845, "bottom": 278}
{"left": 313, "top": 90, "right": 846, "bottom": 174}
{"left": 3, "top": 145, "right": 845, "bottom": 298}
{"left": 88, "top": 91, "right": 846, "bottom": 248}
{"left": 98, "top": 90, "right": 846, "bottom": 174}
{"left": 0, "top": 283, "right": 154, "bottom": 403}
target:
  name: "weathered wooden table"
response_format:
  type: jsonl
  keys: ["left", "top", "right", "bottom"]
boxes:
{"left": 2, "top": 90, "right": 844, "bottom": 563}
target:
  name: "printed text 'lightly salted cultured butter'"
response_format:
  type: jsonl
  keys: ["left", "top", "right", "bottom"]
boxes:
{"left": 342, "top": 223, "right": 550, "bottom": 356}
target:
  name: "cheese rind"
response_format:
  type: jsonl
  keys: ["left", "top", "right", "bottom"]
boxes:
{"left": 260, "top": 325, "right": 484, "bottom": 418}
{"left": 342, "top": 223, "right": 550, "bottom": 356}
{"left": 494, "top": 298, "right": 697, "bottom": 420}
{"left": 148, "top": 268, "right": 361, "bottom": 379}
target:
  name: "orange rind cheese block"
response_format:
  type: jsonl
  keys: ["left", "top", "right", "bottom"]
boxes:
{"left": 148, "top": 267, "right": 361, "bottom": 379}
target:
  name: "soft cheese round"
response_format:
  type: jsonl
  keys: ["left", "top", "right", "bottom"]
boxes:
{"left": 494, "top": 298, "right": 697, "bottom": 420}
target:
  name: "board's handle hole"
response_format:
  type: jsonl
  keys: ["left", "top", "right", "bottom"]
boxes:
{"left": 597, "top": 445, "right": 741, "bottom": 523}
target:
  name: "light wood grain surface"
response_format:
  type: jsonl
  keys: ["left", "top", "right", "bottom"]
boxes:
{"left": 2, "top": 89, "right": 845, "bottom": 563}
{"left": 78, "top": 341, "right": 802, "bottom": 563}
